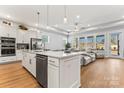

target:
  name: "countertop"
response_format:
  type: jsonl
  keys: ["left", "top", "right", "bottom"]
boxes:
{"left": 23, "top": 50, "right": 86, "bottom": 59}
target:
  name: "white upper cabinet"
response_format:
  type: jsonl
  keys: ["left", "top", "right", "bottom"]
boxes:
{"left": 0, "top": 25, "right": 16, "bottom": 38}
{"left": 29, "top": 30, "right": 42, "bottom": 39}
{"left": 16, "top": 29, "right": 30, "bottom": 43}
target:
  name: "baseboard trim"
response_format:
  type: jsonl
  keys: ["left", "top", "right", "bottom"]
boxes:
{"left": 0, "top": 60, "right": 22, "bottom": 65}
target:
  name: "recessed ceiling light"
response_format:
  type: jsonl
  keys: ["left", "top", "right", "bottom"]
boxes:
{"left": 76, "top": 15, "right": 80, "bottom": 19}
{"left": 6, "top": 15, "right": 10, "bottom": 19}
{"left": 55, "top": 24, "right": 58, "bottom": 27}
{"left": 46, "top": 26, "right": 49, "bottom": 29}
{"left": 88, "top": 24, "right": 90, "bottom": 26}
{"left": 35, "top": 24, "right": 38, "bottom": 26}
{"left": 67, "top": 29, "right": 71, "bottom": 32}
{"left": 37, "top": 30, "right": 40, "bottom": 33}
{"left": 122, "top": 16, "right": 124, "bottom": 18}
{"left": 64, "top": 17, "right": 67, "bottom": 24}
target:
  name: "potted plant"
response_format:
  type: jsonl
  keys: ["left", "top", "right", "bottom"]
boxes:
{"left": 65, "top": 43, "right": 71, "bottom": 53}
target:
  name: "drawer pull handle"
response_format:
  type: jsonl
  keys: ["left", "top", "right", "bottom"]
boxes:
{"left": 49, "top": 60, "right": 55, "bottom": 63}
{"left": 64, "top": 58, "right": 76, "bottom": 62}
{"left": 49, "top": 63, "right": 58, "bottom": 67}
{"left": 29, "top": 59, "right": 32, "bottom": 64}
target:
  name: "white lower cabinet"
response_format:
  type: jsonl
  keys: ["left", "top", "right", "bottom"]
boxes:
{"left": 48, "top": 63, "right": 59, "bottom": 88}
{"left": 16, "top": 50, "right": 23, "bottom": 60}
{"left": 22, "top": 52, "right": 36, "bottom": 77}
{"left": 48, "top": 56, "right": 80, "bottom": 88}
{"left": 22, "top": 52, "right": 29, "bottom": 68}
{"left": 60, "top": 56, "right": 80, "bottom": 88}
{"left": 0, "top": 56, "right": 17, "bottom": 64}
{"left": 30, "top": 53, "right": 36, "bottom": 77}
{"left": 22, "top": 52, "right": 80, "bottom": 88}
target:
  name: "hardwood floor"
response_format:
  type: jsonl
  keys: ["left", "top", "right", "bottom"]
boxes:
{"left": 0, "top": 62, "right": 41, "bottom": 88}
{"left": 81, "top": 58, "right": 124, "bottom": 88}
{"left": 0, "top": 58, "right": 124, "bottom": 88}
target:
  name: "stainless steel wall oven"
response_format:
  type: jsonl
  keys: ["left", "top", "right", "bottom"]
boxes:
{"left": 0, "top": 37, "right": 16, "bottom": 57}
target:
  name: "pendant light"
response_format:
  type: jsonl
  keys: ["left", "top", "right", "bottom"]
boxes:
{"left": 37, "top": 11, "right": 40, "bottom": 33}
{"left": 64, "top": 5, "right": 67, "bottom": 24}
{"left": 46, "top": 5, "right": 49, "bottom": 29}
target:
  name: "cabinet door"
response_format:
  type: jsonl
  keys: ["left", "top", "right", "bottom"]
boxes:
{"left": 30, "top": 54, "right": 36, "bottom": 77}
{"left": 16, "top": 50, "right": 23, "bottom": 60}
{"left": 17, "top": 30, "right": 25, "bottom": 43}
{"left": 29, "top": 31, "right": 37, "bottom": 39}
{"left": 22, "top": 52, "right": 27, "bottom": 67}
{"left": 0, "top": 25, "right": 9, "bottom": 37}
{"left": 22, "top": 52, "right": 29, "bottom": 70}
{"left": 60, "top": 56, "right": 80, "bottom": 88}
{"left": 22, "top": 53, "right": 36, "bottom": 77}
{"left": 8, "top": 28, "right": 16, "bottom": 38}
{"left": 23, "top": 31, "right": 30, "bottom": 43}
{"left": 48, "top": 64, "right": 59, "bottom": 88}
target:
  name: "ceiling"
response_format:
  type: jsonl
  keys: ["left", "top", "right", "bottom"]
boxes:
{"left": 0, "top": 5, "right": 124, "bottom": 32}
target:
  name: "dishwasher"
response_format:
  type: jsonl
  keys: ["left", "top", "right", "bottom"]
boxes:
{"left": 36, "top": 54, "right": 48, "bottom": 88}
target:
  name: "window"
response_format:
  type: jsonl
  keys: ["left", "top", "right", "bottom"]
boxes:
{"left": 87, "top": 36, "right": 94, "bottom": 49}
{"left": 96, "top": 35, "right": 105, "bottom": 50}
{"left": 72, "top": 37, "right": 78, "bottom": 49}
{"left": 79, "top": 37, "right": 86, "bottom": 50}
{"left": 42, "top": 35, "right": 49, "bottom": 43}
{"left": 110, "top": 33, "right": 120, "bottom": 55}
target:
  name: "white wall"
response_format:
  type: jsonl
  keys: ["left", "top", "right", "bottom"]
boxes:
{"left": 41, "top": 31, "right": 67, "bottom": 50}
{"left": 0, "top": 19, "right": 67, "bottom": 50}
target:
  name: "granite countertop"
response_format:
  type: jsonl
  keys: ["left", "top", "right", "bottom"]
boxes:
{"left": 23, "top": 50, "right": 86, "bottom": 59}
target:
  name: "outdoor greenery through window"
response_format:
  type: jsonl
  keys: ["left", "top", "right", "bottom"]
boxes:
{"left": 96, "top": 35, "right": 105, "bottom": 50}
{"left": 87, "top": 36, "right": 94, "bottom": 49}
{"left": 79, "top": 37, "right": 86, "bottom": 50}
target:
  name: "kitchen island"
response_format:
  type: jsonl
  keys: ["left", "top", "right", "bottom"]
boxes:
{"left": 22, "top": 50, "right": 84, "bottom": 88}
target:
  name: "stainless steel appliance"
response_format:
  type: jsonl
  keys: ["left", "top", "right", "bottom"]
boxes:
{"left": 36, "top": 54, "right": 48, "bottom": 88}
{"left": 30, "top": 38, "right": 42, "bottom": 50}
{"left": 0, "top": 37, "right": 16, "bottom": 57}
{"left": 17, "top": 43, "right": 29, "bottom": 50}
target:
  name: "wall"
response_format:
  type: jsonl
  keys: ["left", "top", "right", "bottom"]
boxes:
{"left": 41, "top": 31, "right": 67, "bottom": 50}
{"left": 0, "top": 18, "right": 67, "bottom": 50}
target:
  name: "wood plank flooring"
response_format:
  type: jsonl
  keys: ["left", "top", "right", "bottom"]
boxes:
{"left": 0, "top": 62, "right": 40, "bottom": 88}
{"left": 81, "top": 58, "right": 124, "bottom": 88}
{"left": 0, "top": 58, "right": 124, "bottom": 88}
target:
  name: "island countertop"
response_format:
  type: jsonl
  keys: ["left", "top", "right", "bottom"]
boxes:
{"left": 23, "top": 50, "right": 86, "bottom": 59}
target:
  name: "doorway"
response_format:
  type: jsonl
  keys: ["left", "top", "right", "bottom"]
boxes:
{"left": 109, "top": 32, "right": 122, "bottom": 58}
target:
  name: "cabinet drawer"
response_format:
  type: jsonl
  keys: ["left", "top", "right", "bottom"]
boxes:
{"left": 48, "top": 57, "right": 59, "bottom": 67}
{"left": 0, "top": 56, "right": 16, "bottom": 63}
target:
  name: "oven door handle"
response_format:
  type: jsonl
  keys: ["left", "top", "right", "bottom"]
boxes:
{"left": 36, "top": 57, "right": 47, "bottom": 61}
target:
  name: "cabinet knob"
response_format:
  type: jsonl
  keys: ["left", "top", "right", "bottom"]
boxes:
{"left": 49, "top": 60, "right": 55, "bottom": 63}
{"left": 29, "top": 59, "right": 32, "bottom": 64}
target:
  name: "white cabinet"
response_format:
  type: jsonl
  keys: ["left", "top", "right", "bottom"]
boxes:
{"left": 30, "top": 53, "right": 36, "bottom": 77}
{"left": 22, "top": 52, "right": 36, "bottom": 77}
{"left": 8, "top": 28, "right": 16, "bottom": 38}
{"left": 22, "top": 52, "right": 29, "bottom": 69}
{"left": 22, "top": 52, "right": 81, "bottom": 88}
{"left": 0, "top": 26, "right": 8, "bottom": 37}
{"left": 17, "top": 30, "right": 24, "bottom": 43}
{"left": 0, "top": 56, "right": 17, "bottom": 64}
{"left": 48, "top": 57, "right": 59, "bottom": 88}
{"left": 0, "top": 24, "right": 16, "bottom": 38}
{"left": 60, "top": 56, "right": 81, "bottom": 88}
{"left": 17, "top": 30, "right": 30, "bottom": 43}
{"left": 16, "top": 50, "right": 23, "bottom": 60}
{"left": 28, "top": 31, "right": 37, "bottom": 39}
{"left": 48, "top": 56, "right": 80, "bottom": 88}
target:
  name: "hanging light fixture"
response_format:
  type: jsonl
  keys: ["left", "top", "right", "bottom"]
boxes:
{"left": 74, "top": 22, "right": 78, "bottom": 31}
{"left": 64, "top": 5, "right": 67, "bottom": 24}
{"left": 37, "top": 11, "right": 40, "bottom": 33}
{"left": 46, "top": 5, "right": 49, "bottom": 29}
